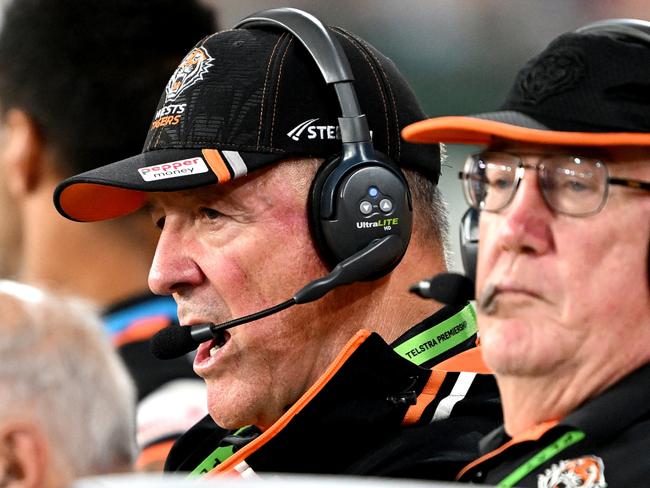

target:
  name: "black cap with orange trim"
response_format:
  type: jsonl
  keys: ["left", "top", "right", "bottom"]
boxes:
{"left": 54, "top": 22, "right": 439, "bottom": 223}
{"left": 403, "top": 19, "right": 650, "bottom": 148}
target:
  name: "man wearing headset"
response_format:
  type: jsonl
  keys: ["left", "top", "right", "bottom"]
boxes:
{"left": 404, "top": 19, "right": 650, "bottom": 487}
{"left": 53, "top": 9, "right": 501, "bottom": 480}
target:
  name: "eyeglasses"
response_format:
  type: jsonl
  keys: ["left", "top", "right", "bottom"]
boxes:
{"left": 458, "top": 151, "right": 650, "bottom": 216}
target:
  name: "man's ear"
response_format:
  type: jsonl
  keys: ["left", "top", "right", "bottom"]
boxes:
{"left": 0, "top": 422, "right": 50, "bottom": 488}
{"left": 2, "top": 109, "right": 46, "bottom": 198}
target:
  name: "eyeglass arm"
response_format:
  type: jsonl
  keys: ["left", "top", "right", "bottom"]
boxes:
{"left": 608, "top": 177, "right": 650, "bottom": 192}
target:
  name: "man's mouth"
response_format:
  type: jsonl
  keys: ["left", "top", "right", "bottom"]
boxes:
{"left": 478, "top": 284, "right": 498, "bottom": 315}
{"left": 478, "top": 284, "right": 545, "bottom": 315}
{"left": 209, "top": 330, "right": 229, "bottom": 357}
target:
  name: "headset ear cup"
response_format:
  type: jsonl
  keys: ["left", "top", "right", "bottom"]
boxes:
{"left": 460, "top": 207, "right": 479, "bottom": 284}
{"left": 309, "top": 154, "right": 412, "bottom": 276}
{"left": 308, "top": 155, "right": 342, "bottom": 269}
{"left": 310, "top": 153, "right": 413, "bottom": 278}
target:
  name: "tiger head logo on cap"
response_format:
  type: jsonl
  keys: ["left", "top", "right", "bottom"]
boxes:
{"left": 165, "top": 47, "right": 214, "bottom": 102}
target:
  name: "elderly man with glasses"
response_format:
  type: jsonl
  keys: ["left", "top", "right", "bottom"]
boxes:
{"left": 404, "top": 19, "right": 650, "bottom": 488}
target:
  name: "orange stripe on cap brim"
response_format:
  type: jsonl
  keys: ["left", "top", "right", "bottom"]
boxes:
{"left": 58, "top": 183, "right": 146, "bottom": 222}
{"left": 202, "top": 149, "right": 232, "bottom": 183}
{"left": 402, "top": 116, "right": 650, "bottom": 147}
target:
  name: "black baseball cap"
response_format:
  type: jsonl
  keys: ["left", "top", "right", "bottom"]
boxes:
{"left": 54, "top": 19, "right": 439, "bottom": 222}
{"left": 403, "top": 19, "right": 650, "bottom": 147}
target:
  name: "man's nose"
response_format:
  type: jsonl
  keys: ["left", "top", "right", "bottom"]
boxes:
{"left": 496, "top": 169, "right": 554, "bottom": 256}
{"left": 148, "top": 225, "right": 204, "bottom": 296}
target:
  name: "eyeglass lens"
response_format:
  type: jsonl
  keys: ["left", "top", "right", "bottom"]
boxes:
{"left": 464, "top": 152, "right": 609, "bottom": 216}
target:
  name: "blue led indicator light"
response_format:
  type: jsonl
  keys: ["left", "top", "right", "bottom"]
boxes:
{"left": 368, "top": 186, "right": 379, "bottom": 197}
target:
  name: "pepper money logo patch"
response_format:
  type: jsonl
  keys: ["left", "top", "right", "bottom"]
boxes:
{"left": 138, "top": 157, "right": 209, "bottom": 182}
{"left": 537, "top": 455, "right": 606, "bottom": 488}
{"left": 165, "top": 47, "right": 214, "bottom": 102}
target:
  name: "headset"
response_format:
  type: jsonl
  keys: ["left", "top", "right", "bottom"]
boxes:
{"left": 458, "top": 18, "right": 650, "bottom": 284}
{"left": 236, "top": 8, "right": 413, "bottom": 280}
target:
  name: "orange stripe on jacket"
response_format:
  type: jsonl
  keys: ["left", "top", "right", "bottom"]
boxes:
{"left": 456, "top": 419, "right": 559, "bottom": 480}
{"left": 205, "top": 330, "right": 372, "bottom": 478}
{"left": 402, "top": 369, "right": 447, "bottom": 425}
{"left": 435, "top": 347, "right": 492, "bottom": 374}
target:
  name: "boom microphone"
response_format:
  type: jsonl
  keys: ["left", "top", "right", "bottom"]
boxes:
{"left": 149, "top": 300, "right": 294, "bottom": 360}
{"left": 409, "top": 272, "right": 475, "bottom": 305}
{"left": 150, "top": 235, "right": 404, "bottom": 360}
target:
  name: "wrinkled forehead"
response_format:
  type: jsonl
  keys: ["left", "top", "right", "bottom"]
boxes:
{"left": 144, "top": 184, "right": 232, "bottom": 212}
{"left": 144, "top": 158, "right": 319, "bottom": 215}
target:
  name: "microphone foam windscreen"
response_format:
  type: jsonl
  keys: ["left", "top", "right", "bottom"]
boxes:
{"left": 149, "top": 325, "right": 198, "bottom": 360}
{"left": 410, "top": 272, "right": 475, "bottom": 304}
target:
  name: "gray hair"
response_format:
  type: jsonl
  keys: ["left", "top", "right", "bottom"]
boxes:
{"left": 0, "top": 281, "right": 137, "bottom": 476}
{"left": 403, "top": 168, "right": 450, "bottom": 264}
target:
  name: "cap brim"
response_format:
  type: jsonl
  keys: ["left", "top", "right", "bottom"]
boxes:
{"left": 54, "top": 148, "right": 282, "bottom": 222}
{"left": 402, "top": 111, "right": 650, "bottom": 147}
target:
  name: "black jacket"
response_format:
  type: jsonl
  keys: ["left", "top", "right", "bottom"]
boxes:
{"left": 165, "top": 303, "right": 502, "bottom": 480}
{"left": 458, "top": 362, "right": 650, "bottom": 487}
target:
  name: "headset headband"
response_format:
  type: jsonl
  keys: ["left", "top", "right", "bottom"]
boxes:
{"left": 235, "top": 8, "right": 371, "bottom": 144}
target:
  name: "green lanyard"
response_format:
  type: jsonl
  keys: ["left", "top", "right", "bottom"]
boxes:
{"left": 393, "top": 303, "right": 477, "bottom": 366}
{"left": 496, "top": 430, "right": 585, "bottom": 487}
{"left": 188, "top": 426, "right": 254, "bottom": 477}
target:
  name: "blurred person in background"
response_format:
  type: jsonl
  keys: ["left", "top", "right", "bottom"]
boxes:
{"left": 54, "top": 8, "right": 501, "bottom": 480}
{"left": 404, "top": 18, "right": 650, "bottom": 487}
{"left": 0, "top": 280, "right": 136, "bottom": 488}
{"left": 0, "top": 0, "right": 216, "bottom": 470}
